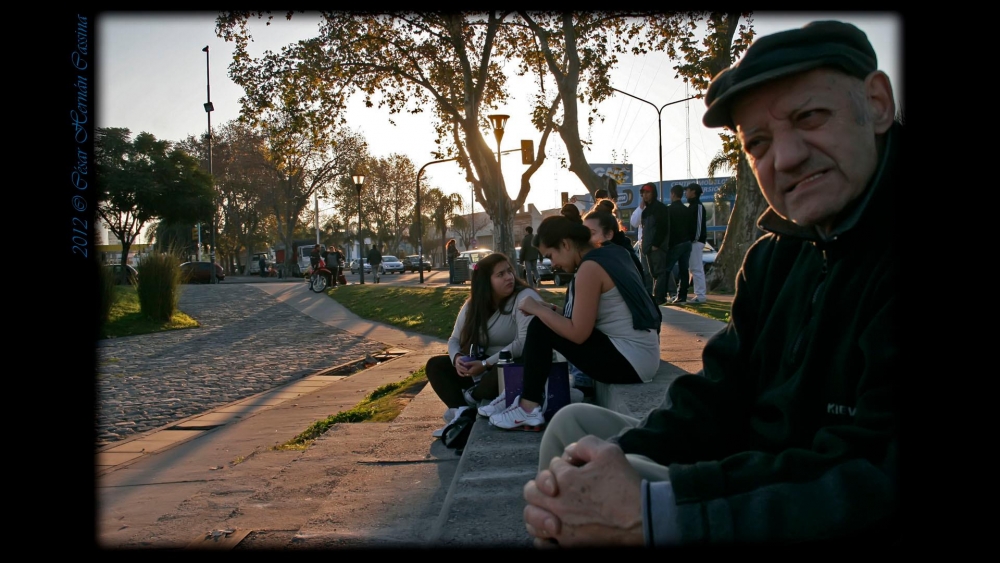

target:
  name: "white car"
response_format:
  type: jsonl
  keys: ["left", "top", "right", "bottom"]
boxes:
{"left": 380, "top": 255, "right": 405, "bottom": 274}
{"left": 349, "top": 259, "right": 373, "bottom": 275}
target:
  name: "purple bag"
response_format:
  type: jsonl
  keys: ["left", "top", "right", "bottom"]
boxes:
{"left": 497, "top": 361, "right": 571, "bottom": 422}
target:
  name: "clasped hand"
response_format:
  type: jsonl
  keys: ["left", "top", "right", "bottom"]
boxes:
{"left": 454, "top": 356, "right": 486, "bottom": 378}
{"left": 522, "top": 435, "right": 645, "bottom": 548}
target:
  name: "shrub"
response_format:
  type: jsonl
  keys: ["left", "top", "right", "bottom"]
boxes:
{"left": 136, "top": 252, "right": 181, "bottom": 322}
{"left": 97, "top": 264, "right": 118, "bottom": 327}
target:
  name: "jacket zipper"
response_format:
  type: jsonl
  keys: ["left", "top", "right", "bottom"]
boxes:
{"left": 789, "top": 248, "right": 828, "bottom": 363}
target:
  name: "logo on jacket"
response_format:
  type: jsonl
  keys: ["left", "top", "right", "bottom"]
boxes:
{"left": 827, "top": 403, "right": 856, "bottom": 417}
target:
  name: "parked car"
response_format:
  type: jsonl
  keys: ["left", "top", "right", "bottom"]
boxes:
{"left": 349, "top": 259, "right": 372, "bottom": 275}
{"left": 699, "top": 241, "right": 718, "bottom": 275}
{"left": 380, "top": 255, "right": 405, "bottom": 275}
{"left": 179, "top": 261, "right": 225, "bottom": 284}
{"left": 105, "top": 263, "right": 138, "bottom": 285}
{"left": 403, "top": 255, "right": 432, "bottom": 273}
{"left": 458, "top": 248, "right": 492, "bottom": 266}
{"left": 547, "top": 258, "right": 574, "bottom": 286}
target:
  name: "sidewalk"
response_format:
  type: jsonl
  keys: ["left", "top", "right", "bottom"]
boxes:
{"left": 96, "top": 282, "right": 730, "bottom": 548}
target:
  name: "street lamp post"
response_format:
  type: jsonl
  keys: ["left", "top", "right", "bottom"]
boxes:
{"left": 488, "top": 114, "right": 509, "bottom": 257}
{"left": 416, "top": 157, "right": 459, "bottom": 284}
{"left": 352, "top": 173, "right": 366, "bottom": 284}
{"left": 610, "top": 88, "right": 695, "bottom": 202}
{"left": 202, "top": 45, "right": 217, "bottom": 282}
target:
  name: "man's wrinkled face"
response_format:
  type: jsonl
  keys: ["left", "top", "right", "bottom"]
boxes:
{"left": 731, "top": 68, "right": 893, "bottom": 234}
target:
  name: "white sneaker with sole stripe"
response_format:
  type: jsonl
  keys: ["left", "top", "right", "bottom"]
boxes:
{"left": 488, "top": 395, "right": 544, "bottom": 430}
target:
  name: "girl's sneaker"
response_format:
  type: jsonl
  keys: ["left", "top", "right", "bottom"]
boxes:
{"left": 488, "top": 395, "right": 544, "bottom": 431}
{"left": 477, "top": 394, "right": 506, "bottom": 417}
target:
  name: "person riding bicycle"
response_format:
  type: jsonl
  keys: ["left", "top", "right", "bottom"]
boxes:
{"left": 367, "top": 245, "right": 383, "bottom": 283}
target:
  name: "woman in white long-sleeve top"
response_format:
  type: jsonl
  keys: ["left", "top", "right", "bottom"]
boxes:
{"left": 425, "top": 253, "right": 548, "bottom": 424}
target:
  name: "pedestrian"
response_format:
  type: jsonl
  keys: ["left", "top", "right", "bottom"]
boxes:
{"left": 446, "top": 239, "right": 460, "bottom": 284}
{"left": 367, "top": 245, "right": 383, "bottom": 283}
{"left": 519, "top": 226, "right": 540, "bottom": 288}
{"left": 686, "top": 183, "right": 708, "bottom": 304}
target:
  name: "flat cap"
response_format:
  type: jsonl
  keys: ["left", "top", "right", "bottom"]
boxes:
{"left": 703, "top": 20, "right": 877, "bottom": 129}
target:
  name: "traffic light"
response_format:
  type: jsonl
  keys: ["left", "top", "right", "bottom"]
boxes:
{"left": 191, "top": 226, "right": 198, "bottom": 239}
{"left": 561, "top": 192, "right": 568, "bottom": 206}
{"left": 521, "top": 139, "right": 534, "bottom": 165}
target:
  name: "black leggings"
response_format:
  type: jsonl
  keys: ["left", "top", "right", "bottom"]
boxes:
{"left": 520, "top": 316, "right": 641, "bottom": 404}
{"left": 425, "top": 355, "right": 501, "bottom": 408}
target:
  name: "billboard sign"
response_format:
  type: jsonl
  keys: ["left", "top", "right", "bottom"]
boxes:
{"left": 589, "top": 163, "right": 633, "bottom": 186}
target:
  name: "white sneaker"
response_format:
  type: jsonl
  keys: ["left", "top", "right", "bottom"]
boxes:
{"left": 443, "top": 407, "right": 459, "bottom": 423}
{"left": 477, "top": 393, "right": 507, "bottom": 417}
{"left": 488, "top": 395, "right": 545, "bottom": 430}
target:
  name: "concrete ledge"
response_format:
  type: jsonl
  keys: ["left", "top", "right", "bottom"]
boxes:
{"left": 429, "top": 418, "right": 541, "bottom": 547}
{"left": 595, "top": 361, "right": 690, "bottom": 419}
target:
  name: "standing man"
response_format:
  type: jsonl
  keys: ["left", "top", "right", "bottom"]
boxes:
{"left": 328, "top": 245, "right": 343, "bottom": 287}
{"left": 638, "top": 182, "right": 672, "bottom": 305}
{"left": 258, "top": 254, "right": 267, "bottom": 278}
{"left": 685, "top": 183, "right": 708, "bottom": 304}
{"left": 659, "top": 185, "right": 695, "bottom": 305}
{"left": 520, "top": 226, "right": 540, "bottom": 288}
{"left": 367, "top": 244, "right": 383, "bottom": 284}
{"left": 522, "top": 20, "right": 901, "bottom": 546}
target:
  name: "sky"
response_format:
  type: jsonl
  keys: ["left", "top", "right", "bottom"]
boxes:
{"left": 97, "top": 11, "right": 903, "bottom": 227}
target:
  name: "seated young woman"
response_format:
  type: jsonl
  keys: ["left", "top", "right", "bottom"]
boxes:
{"left": 488, "top": 213, "right": 662, "bottom": 430}
{"left": 425, "top": 252, "right": 548, "bottom": 424}
{"left": 590, "top": 198, "right": 643, "bottom": 277}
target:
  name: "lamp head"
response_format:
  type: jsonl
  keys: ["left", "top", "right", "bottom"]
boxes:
{"left": 488, "top": 114, "right": 509, "bottom": 143}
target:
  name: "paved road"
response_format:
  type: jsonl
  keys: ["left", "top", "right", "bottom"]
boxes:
{"left": 95, "top": 283, "right": 389, "bottom": 445}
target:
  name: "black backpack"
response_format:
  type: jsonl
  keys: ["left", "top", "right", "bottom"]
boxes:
{"left": 441, "top": 407, "right": 477, "bottom": 451}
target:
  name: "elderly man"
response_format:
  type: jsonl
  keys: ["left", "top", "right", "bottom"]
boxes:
{"left": 523, "top": 20, "right": 900, "bottom": 546}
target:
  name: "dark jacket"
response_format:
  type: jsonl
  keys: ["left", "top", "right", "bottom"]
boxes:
{"left": 640, "top": 193, "right": 670, "bottom": 255}
{"left": 519, "top": 233, "right": 540, "bottom": 261}
{"left": 608, "top": 230, "right": 642, "bottom": 278}
{"left": 689, "top": 198, "right": 708, "bottom": 244}
{"left": 580, "top": 244, "right": 661, "bottom": 332}
{"left": 614, "top": 123, "right": 902, "bottom": 543}
{"left": 367, "top": 247, "right": 382, "bottom": 265}
{"left": 665, "top": 199, "right": 695, "bottom": 249}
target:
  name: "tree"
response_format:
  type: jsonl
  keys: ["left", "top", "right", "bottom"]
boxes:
{"left": 258, "top": 110, "right": 366, "bottom": 274}
{"left": 178, "top": 121, "right": 277, "bottom": 274}
{"left": 512, "top": 13, "right": 647, "bottom": 194}
{"left": 451, "top": 214, "right": 475, "bottom": 250}
{"left": 95, "top": 127, "right": 214, "bottom": 278}
{"left": 422, "top": 188, "right": 464, "bottom": 264}
{"left": 648, "top": 13, "right": 758, "bottom": 292}
{"left": 217, "top": 11, "right": 554, "bottom": 260}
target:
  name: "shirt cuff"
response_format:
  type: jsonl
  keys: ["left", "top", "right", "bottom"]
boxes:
{"left": 641, "top": 479, "right": 681, "bottom": 546}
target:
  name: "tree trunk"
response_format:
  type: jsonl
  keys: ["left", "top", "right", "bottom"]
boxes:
{"left": 706, "top": 152, "right": 768, "bottom": 293}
